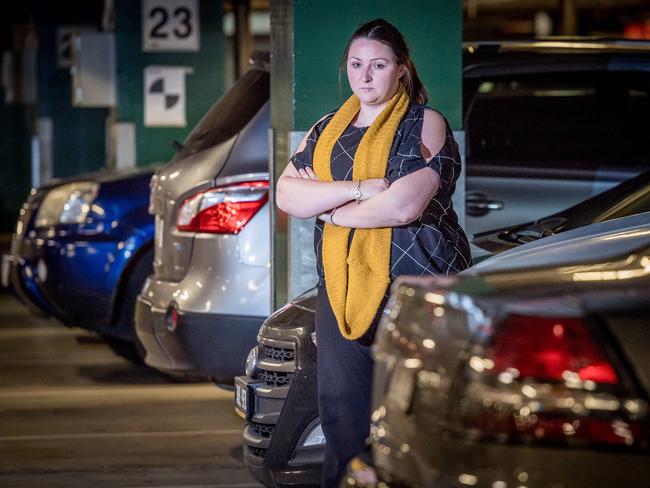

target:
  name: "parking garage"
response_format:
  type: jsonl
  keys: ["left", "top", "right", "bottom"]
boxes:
{"left": 2, "top": 1, "right": 650, "bottom": 488}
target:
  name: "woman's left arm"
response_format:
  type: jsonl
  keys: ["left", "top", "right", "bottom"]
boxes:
{"left": 321, "top": 109, "right": 447, "bottom": 228}
{"left": 322, "top": 167, "right": 439, "bottom": 228}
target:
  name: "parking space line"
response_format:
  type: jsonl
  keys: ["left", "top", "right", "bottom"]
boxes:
{"left": 0, "top": 429, "right": 242, "bottom": 442}
{"left": 0, "top": 384, "right": 230, "bottom": 398}
{"left": 0, "top": 327, "right": 84, "bottom": 339}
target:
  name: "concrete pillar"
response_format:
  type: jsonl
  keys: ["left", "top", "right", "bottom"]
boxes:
{"left": 270, "top": 0, "right": 463, "bottom": 307}
{"left": 233, "top": 0, "right": 253, "bottom": 78}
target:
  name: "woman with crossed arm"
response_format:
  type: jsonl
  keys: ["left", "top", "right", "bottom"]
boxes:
{"left": 276, "top": 18, "right": 470, "bottom": 487}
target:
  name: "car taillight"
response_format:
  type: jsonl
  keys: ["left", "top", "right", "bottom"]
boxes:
{"left": 459, "top": 313, "right": 648, "bottom": 448}
{"left": 490, "top": 315, "right": 618, "bottom": 385}
{"left": 176, "top": 180, "right": 268, "bottom": 234}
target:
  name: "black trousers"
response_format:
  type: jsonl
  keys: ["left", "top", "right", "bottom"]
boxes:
{"left": 315, "top": 287, "right": 376, "bottom": 488}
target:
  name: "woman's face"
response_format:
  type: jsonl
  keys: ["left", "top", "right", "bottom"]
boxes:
{"left": 347, "top": 38, "right": 405, "bottom": 107}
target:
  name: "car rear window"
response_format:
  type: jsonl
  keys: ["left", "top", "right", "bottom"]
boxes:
{"left": 465, "top": 71, "right": 650, "bottom": 173}
{"left": 173, "top": 68, "right": 270, "bottom": 161}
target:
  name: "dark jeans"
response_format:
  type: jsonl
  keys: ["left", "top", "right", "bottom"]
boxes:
{"left": 315, "top": 287, "right": 376, "bottom": 488}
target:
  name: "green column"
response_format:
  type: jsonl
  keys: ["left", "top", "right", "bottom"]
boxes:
{"left": 271, "top": 0, "right": 462, "bottom": 308}
{"left": 36, "top": 1, "right": 108, "bottom": 179}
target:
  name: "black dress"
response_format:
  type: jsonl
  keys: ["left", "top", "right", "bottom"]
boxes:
{"left": 291, "top": 102, "right": 471, "bottom": 287}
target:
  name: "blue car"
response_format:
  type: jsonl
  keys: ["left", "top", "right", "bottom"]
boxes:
{"left": 2, "top": 166, "right": 156, "bottom": 360}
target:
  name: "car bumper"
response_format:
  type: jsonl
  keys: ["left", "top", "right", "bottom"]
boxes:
{"left": 135, "top": 291, "right": 262, "bottom": 382}
{"left": 238, "top": 311, "right": 323, "bottom": 488}
{"left": 2, "top": 252, "right": 58, "bottom": 317}
{"left": 10, "top": 234, "right": 136, "bottom": 332}
{"left": 358, "top": 438, "right": 650, "bottom": 488}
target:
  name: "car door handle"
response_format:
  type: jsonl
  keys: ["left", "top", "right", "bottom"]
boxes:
{"left": 466, "top": 192, "right": 504, "bottom": 217}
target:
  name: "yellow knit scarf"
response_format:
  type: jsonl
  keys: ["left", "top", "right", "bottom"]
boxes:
{"left": 313, "top": 85, "right": 410, "bottom": 339}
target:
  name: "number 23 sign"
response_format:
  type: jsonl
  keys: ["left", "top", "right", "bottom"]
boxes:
{"left": 142, "top": 0, "right": 200, "bottom": 52}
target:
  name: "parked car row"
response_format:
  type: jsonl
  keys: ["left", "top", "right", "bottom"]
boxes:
{"left": 2, "top": 39, "right": 650, "bottom": 487}
{"left": 237, "top": 211, "right": 650, "bottom": 488}
{"left": 6, "top": 40, "right": 650, "bottom": 385}
{"left": 232, "top": 39, "right": 650, "bottom": 488}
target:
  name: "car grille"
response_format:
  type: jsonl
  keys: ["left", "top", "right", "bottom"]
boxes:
{"left": 243, "top": 336, "right": 296, "bottom": 459}
{"left": 246, "top": 446, "right": 267, "bottom": 459}
{"left": 263, "top": 345, "right": 295, "bottom": 361}
{"left": 258, "top": 369, "right": 293, "bottom": 386}
{"left": 250, "top": 422, "right": 275, "bottom": 438}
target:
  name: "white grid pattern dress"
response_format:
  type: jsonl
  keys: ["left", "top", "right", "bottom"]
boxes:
{"left": 290, "top": 103, "right": 471, "bottom": 288}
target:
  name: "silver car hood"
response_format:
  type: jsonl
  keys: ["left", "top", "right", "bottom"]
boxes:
{"left": 467, "top": 211, "right": 650, "bottom": 275}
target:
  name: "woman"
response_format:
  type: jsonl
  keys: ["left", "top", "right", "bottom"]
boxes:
{"left": 276, "top": 18, "right": 470, "bottom": 487}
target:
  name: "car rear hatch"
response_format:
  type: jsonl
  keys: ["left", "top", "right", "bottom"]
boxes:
{"left": 150, "top": 67, "right": 269, "bottom": 282}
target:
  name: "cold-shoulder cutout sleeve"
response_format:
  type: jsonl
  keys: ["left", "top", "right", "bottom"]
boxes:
{"left": 386, "top": 105, "right": 461, "bottom": 196}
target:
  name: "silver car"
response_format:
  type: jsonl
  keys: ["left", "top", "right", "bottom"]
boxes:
{"left": 135, "top": 56, "right": 271, "bottom": 383}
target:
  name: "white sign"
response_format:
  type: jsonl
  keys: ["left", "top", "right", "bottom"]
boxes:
{"left": 142, "top": 0, "right": 200, "bottom": 52}
{"left": 144, "top": 66, "right": 190, "bottom": 127}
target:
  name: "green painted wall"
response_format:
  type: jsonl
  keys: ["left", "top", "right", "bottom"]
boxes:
{"left": 115, "top": 0, "right": 226, "bottom": 166}
{"left": 292, "top": 0, "right": 462, "bottom": 130}
{"left": 270, "top": 0, "right": 462, "bottom": 306}
{"left": 36, "top": 0, "right": 108, "bottom": 179}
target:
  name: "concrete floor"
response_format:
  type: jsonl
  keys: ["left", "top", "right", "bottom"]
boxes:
{"left": 0, "top": 293, "right": 262, "bottom": 488}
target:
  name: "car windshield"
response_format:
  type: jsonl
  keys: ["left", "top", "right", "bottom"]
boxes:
{"left": 465, "top": 70, "right": 650, "bottom": 172}
{"left": 173, "top": 68, "right": 269, "bottom": 161}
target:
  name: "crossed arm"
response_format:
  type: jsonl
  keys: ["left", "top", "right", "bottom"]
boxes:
{"left": 275, "top": 108, "right": 446, "bottom": 228}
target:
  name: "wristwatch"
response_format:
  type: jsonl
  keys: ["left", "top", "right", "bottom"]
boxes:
{"left": 353, "top": 180, "right": 362, "bottom": 204}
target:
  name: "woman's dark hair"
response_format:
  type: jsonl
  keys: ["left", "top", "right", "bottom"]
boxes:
{"left": 341, "top": 18, "right": 428, "bottom": 105}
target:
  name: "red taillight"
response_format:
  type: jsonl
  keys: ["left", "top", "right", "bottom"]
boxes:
{"left": 490, "top": 314, "right": 618, "bottom": 385}
{"left": 176, "top": 180, "right": 268, "bottom": 234}
{"left": 459, "top": 313, "right": 648, "bottom": 448}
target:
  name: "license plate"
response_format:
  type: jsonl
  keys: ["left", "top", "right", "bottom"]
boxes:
{"left": 234, "top": 376, "right": 260, "bottom": 419}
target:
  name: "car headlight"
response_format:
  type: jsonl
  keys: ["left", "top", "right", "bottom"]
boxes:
{"left": 301, "top": 422, "right": 326, "bottom": 447}
{"left": 35, "top": 182, "right": 99, "bottom": 227}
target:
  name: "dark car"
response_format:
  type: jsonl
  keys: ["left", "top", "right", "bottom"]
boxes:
{"left": 462, "top": 39, "right": 650, "bottom": 235}
{"left": 473, "top": 168, "right": 650, "bottom": 254}
{"left": 343, "top": 212, "right": 650, "bottom": 488}
{"left": 234, "top": 288, "right": 321, "bottom": 487}
{"left": 2, "top": 167, "right": 156, "bottom": 359}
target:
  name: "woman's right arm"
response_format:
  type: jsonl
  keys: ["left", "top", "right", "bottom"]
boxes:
{"left": 276, "top": 164, "right": 359, "bottom": 219}
{"left": 275, "top": 122, "right": 388, "bottom": 218}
